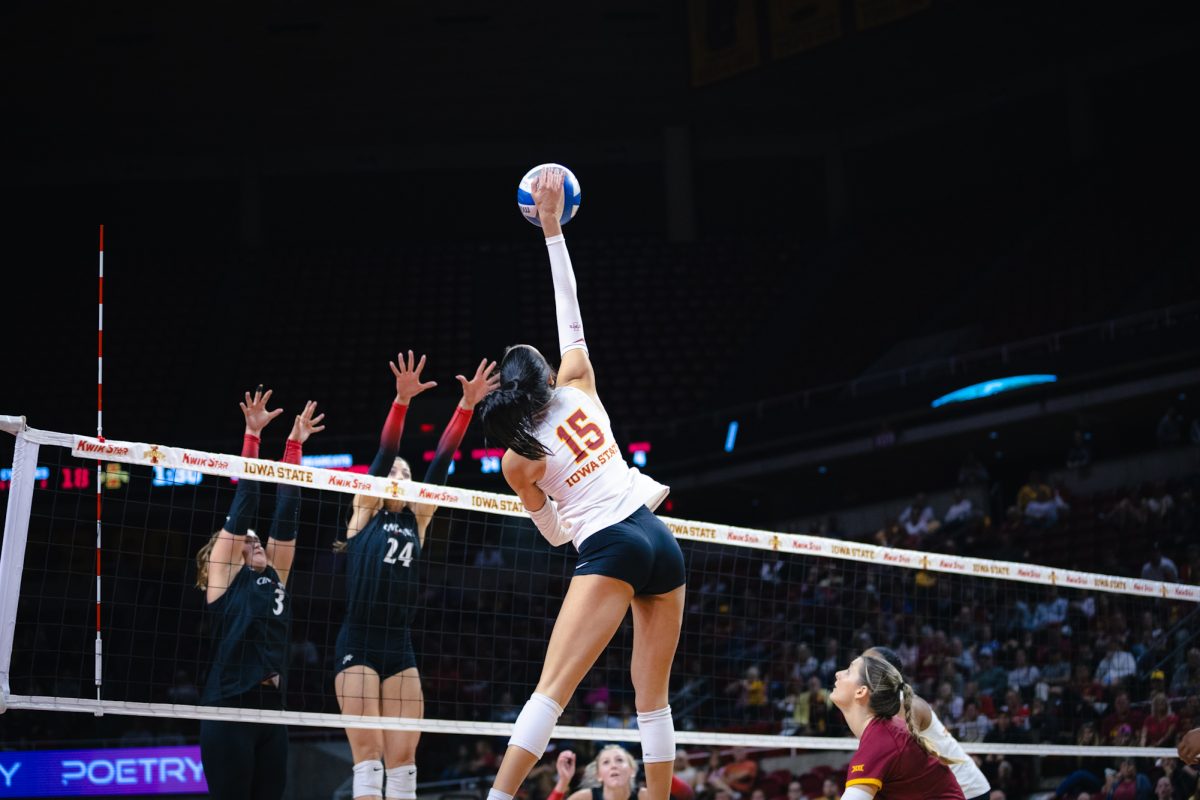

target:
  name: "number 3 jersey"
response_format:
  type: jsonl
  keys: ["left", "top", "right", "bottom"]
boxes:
{"left": 341, "top": 506, "right": 421, "bottom": 634}
{"left": 532, "top": 385, "right": 669, "bottom": 549}
{"left": 202, "top": 565, "right": 290, "bottom": 704}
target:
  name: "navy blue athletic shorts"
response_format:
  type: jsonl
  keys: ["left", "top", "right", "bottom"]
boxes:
{"left": 574, "top": 506, "right": 686, "bottom": 595}
{"left": 334, "top": 625, "right": 417, "bottom": 677}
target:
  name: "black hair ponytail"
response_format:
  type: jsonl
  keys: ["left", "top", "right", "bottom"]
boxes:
{"left": 478, "top": 345, "right": 555, "bottom": 460}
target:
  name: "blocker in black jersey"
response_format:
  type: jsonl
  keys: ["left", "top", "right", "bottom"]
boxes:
{"left": 335, "top": 507, "right": 422, "bottom": 676}
{"left": 203, "top": 564, "right": 290, "bottom": 704}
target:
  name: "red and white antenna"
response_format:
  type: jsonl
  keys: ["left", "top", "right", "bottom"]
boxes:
{"left": 95, "top": 225, "right": 104, "bottom": 704}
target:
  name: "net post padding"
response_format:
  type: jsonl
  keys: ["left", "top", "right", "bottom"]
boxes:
{"left": 0, "top": 426, "right": 40, "bottom": 712}
{"left": 24, "top": 425, "right": 1199, "bottom": 604}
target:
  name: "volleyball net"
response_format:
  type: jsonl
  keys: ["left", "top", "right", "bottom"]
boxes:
{"left": 1, "top": 417, "right": 1196, "bottom": 763}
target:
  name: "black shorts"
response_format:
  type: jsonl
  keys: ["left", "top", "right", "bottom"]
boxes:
{"left": 575, "top": 506, "right": 686, "bottom": 596}
{"left": 334, "top": 624, "right": 417, "bottom": 677}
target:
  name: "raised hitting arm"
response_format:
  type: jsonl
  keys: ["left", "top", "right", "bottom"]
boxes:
{"left": 533, "top": 167, "right": 595, "bottom": 395}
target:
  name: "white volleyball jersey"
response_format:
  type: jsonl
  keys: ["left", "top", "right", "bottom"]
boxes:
{"left": 532, "top": 386, "right": 669, "bottom": 549}
{"left": 923, "top": 709, "right": 990, "bottom": 799}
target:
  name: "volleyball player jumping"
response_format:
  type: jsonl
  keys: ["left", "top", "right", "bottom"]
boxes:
{"left": 195, "top": 388, "right": 324, "bottom": 800}
{"left": 831, "top": 651, "right": 965, "bottom": 800}
{"left": 334, "top": 351, "right": 498, "bottom": 800}
{"left": 478, "top": 167, "right": 686, "bottom": 800}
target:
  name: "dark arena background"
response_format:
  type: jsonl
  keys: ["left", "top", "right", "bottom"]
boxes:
{"left": 2, "top": 2, "right": 1199, "bottom": 800}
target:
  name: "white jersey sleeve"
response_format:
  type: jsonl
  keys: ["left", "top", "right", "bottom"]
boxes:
{"left": 923, "top": 709, "right": 990, "bottom": 799}
{"left": 531, "top": 386, "right": 669, "bottom": 549}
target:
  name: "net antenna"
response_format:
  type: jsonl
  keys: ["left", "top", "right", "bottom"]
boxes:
{"left": 96, "top": 224, "right": 105, "bottom": 706}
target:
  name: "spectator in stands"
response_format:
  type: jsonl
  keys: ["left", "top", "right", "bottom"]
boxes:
{"left": 705, "top": 747, "right": 758, "bottom": 799}
{"left": 1140, "top": 544, "right": 1179, "bottom": 582}
{"left": 1040, "top": 649, "right": 1071, "bottom": 698}
{"left": 1024, "top": 485, "right": 1066, "bottom": 527}
{"left": 899, "top": 493, "right": 938, "bottom": 541}
{"left": 959, "top": 453, "right": 990, "bottom": 486}
{"left": 982, "top": 711, "right": 1027, "bottom": 796}
{"left": 932, "top": 680, "right": 964, "bottom": 723}
{"left": 818, "top": 638, "right": 840, "bottom": 685}
{"left": 1002, "top": 690, "right": 1031, "bottom": 730}
{"left": 1140, "top": 692, "right": 1178, "bottom": 748}
{"left": 1100, "top": 692, "right": 1144, "bottom": 744}
{"left": 1007, "top": 650, "right": 1040, "bottom": 698}
{"left": 471, "top": 739, "right": 499, "bottom": 777}
{"left": 780, "top": 675, "right": 833, "bottom": 735}
{"left": 1161, "top": 757, "right": 1198, "bottom": 798}
{"left": 1031, "top": 588, "right": 1069, "bottom": 631}
{"left": 792, "top": 644, "right": 818, "bottom": 682}
{"left": 1017, "top": 472, "right": 1051, "bottom": 513}
{"left": 975, "top": 648, "right": 1009, "bottom": 698}
{"left": 674, "top": 751, "right": 701, "bottom": 797}
{"left": 1142, "top": 485, "right": 1175, "bottom": 527}
{"left": 1066, "top": 430, "right": 1092, "bottom": 471}
{"left": 1172, "top": 649, "right": 1200, "bottom": 697}
{"left": 943, "top": 490, "right": 978, "bottom": 530}
{"left": 1153, "top": 775, "right": 1172, "bottom": 800}
{"left": 1095, "top": 639, "right": 1137, "bottom": 688}
{"left": 819, "top": 779, "right": 839, "bottom": 800}
{"left": 956, "top": 702, "right": 990, "bottom": 743}
{"left": 1157, "top": 406, "right": 1184, "bottom": 446}
{"left": 950, "top": 636, "right": 976, "bottom": 674}
{"left": 728, "top": 666, "right": 768, "bottom": 721}
{"left": 586, "top": 701, "right": 623, "bottom": 729}
{"left": 1099, "top": 759, "right": 1150, "bottom": 800}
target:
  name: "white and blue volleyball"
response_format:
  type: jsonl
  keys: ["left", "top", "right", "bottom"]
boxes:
{"left": 517, "top": 163, "right": 581, "bottom": 227}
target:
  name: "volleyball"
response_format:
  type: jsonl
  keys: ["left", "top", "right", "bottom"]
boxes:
{"left": 516, "top": 163, "right": 581, "bottom": 227}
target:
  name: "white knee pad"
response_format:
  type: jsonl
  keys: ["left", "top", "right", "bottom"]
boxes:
{"left": 385, "top": 764, "right": 417, "bottom": 800}
{"left": 637, "top": 706, "right": 675, "bottom": 763}
{"left": 353, "top": 760, "right": 384, "bottom": 799}
{"left": 508, "top": 692, "right": 563, "bottom": 759}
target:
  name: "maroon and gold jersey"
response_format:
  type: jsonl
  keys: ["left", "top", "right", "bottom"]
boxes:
{"left": 844, "top": 717, "right": 964, "bottom": 799}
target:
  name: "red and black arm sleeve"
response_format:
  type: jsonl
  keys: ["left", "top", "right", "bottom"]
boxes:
{"left": 367, "top": 401, "right": 408, "bottom": 477}
{"left": 423, "top": 405, "right": 472, "bottom": 485}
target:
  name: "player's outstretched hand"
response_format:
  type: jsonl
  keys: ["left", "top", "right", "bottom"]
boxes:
{"left": 457, "top": 358, "right": 500, "bottom": 409}
{"left": 289, "top": 400, "right": 325, "bottom": 444}
{"left": 555, "top": 750, "right": 576, "bottom": 787}
{"left": 532, "top": 166, "right": 566, "bottom": 224}
{"left": 390, "top": 350, "right": 438, "bottom": 404}
{"left": 240, "top": 386, "right": 284, "bottom": 436}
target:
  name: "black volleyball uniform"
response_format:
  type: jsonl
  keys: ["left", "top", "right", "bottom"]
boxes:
{"left": 199, "top": 476, "right": 298, "bottom": 800}
{"left": 335, "top": 507, "right": 422, "bottom": 676}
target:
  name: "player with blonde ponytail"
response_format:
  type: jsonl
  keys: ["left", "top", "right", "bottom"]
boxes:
{"left": 865, "top": 647, "right": 990, "bottom": 800}
{"left": 830, "top": 651, "right": 965, "bottom": 800}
